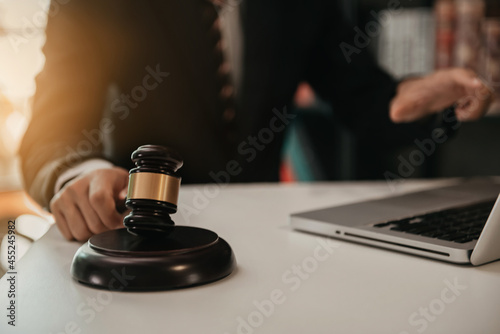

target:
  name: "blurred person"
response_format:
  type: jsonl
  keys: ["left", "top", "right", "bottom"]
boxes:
{"left": 20, "top": 0, "right": 493, "bottom": 240}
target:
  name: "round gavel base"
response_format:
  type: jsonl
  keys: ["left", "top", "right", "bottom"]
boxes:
{"left": 70, "top": 227, "right": 236, "bottom": 291}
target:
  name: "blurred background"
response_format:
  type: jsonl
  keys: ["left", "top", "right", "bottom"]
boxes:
{"left": 0, "top": 0, "right": 45, "bottom": 190}
{"left": 0, "top": 0, "right": 500, "bottom": 270}
{"left": 283, "top": 0, "right": 500, "bottom": 182}
{"left": 0, "top": 0, "right": 52, "bottom": 276}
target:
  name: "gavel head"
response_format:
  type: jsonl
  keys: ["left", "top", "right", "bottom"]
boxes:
{"left": 123, "top": 145, "right": 183, "bottom": 237}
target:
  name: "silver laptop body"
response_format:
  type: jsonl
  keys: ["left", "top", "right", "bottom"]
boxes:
{"left": 290, "top": 179, "right": 500, "bottom": 266}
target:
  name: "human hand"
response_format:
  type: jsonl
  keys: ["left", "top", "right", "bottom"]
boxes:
{"left": 50, "top": 167, "right": 129, "bottom": 241}
{"left": 390, "top": 68, "right": 494, "bottom": 123}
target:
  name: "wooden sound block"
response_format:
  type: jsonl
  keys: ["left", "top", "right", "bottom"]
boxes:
{"left": 71, "top": 226, "right": 236, "bottom": 291}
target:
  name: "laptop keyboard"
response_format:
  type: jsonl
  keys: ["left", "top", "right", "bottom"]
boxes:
{"left": 373, "top": 200, "right": 496, "bottom": 243}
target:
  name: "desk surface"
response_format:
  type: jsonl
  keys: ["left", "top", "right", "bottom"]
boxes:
{"left": 1, "top": 180, "right": 500, "bottom": 334}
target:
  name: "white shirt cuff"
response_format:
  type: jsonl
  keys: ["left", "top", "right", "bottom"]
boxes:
{"left": 54, "top": 158, "right": 114, "bottom": 193}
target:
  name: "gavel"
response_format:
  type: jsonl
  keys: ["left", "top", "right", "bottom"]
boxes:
{"left": 71, "top": 145, "right": 236, "bottom": 291}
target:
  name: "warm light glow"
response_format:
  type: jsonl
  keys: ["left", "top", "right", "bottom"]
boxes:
{"left": 0, "top": 0, "right": 47, "bottom": 99}
{"left": 0, "top": 0, "right": 47, "bottom": 188}
{"left": 5, "top": 111, "right": 27, "bottom": 151}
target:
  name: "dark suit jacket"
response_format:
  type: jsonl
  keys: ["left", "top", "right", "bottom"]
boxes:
{"left": 20, "top": 0, "right": 423, "bottom": 207}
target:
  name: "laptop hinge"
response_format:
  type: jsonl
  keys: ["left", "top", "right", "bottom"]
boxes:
{"left": 470, "top": 193, "right": 500, "bottom": 266}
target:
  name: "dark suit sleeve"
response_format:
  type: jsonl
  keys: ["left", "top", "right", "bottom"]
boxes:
{"left": 19, "top": 1, "right": 111, "bottom": 207}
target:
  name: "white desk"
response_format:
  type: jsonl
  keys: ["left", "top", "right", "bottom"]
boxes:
{"left": 1, "top": 180, "right": 500, "bottom": 334}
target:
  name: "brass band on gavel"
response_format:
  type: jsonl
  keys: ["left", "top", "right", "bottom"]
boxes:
{"left": 127, "top": 172, "right": 181, "bottom": 205}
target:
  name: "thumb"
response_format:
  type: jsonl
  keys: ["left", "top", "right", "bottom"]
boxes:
{"left": 115, "top": 187, "right": 128, "bottom": 214}
{"left": 119, "top": 188, "right": 128, "bottom": 200}
{"left": 110, "top": 167, "right": 129, "bottom": 200}
{"left": 451, "top": 70, "right": 493, "bottom": 121}
{"left": 452, "top": 69, "right": 482, "bottom": 89}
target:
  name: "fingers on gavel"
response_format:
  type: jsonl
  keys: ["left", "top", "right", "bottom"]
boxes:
{"left": 50, "top": 167, "right": 129, "bottom": 241}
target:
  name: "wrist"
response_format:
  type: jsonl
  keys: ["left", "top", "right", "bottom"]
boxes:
{"left": 55, "top": 159, "right": 114, "bottom": 193}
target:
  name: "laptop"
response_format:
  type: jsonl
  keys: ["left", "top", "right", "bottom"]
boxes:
{"left": 290, "top": 178, "right": 500, "bottom": 265}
